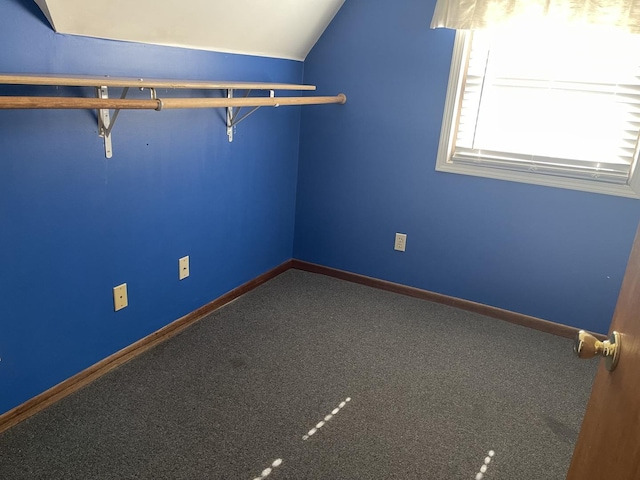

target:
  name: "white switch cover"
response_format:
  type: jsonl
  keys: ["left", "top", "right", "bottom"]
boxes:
{"left": 179, "top": 256, "right": 190, "bottom": 280}
{"left": 394, "top": 233, "right": 407, "bottom": 252}
{"left": 113, "top": 283, "right": 128, "bottom": 311}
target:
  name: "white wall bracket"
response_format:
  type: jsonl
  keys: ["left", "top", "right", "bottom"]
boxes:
{"left": 226, "top": 89, "right": 234, "bottom": 142}
{"left": 97, "top": 86, "right": 131, "bottom": 158}
{"left": 226, "top": 90, "right": 279, "bottom": 142}
{"left": 97, "top": 86, "right": 113, "bottom": 158}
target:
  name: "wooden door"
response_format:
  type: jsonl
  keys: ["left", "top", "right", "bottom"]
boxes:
{"left": 566, "top": 224, "right": 640, "bottom": 479}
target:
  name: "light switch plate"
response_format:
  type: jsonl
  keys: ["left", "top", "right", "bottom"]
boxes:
{"left": 113, "top": 283, "right": 128, "bottom": 311}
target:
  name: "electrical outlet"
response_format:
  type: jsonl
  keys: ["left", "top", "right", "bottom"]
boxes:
{"left": 179, "top": 256, "right": 189, "bottom": 280}
{"left": 394, "top": 233, "right": 407, "bottom": 252}
{"left": 113, "top": 283, "right": 128, "bottom": 311}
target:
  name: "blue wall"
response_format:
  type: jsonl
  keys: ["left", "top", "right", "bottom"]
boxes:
{"left": 0, "top": 0, "right": 302, "bottom": 415}
{"left": 295, "top": 0, "right": 640, "bottom": 334}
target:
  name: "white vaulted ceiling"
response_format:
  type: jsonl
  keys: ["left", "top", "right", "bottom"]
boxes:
{"left": 34, "top": 0, "right": 345, "bottom": 61}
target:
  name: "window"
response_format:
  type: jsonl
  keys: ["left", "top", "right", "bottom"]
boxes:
{"left": 436, "top": 27, "right": 640, "bottom": 198}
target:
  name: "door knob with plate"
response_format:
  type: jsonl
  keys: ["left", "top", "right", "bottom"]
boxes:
{"left": 574, "top": 330, "right": 621, "bottom": 371}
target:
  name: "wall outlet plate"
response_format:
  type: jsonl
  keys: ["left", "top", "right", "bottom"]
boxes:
{"left": 394, "top": 233, "right": 407, "bottom": 252}
{"left": 113, "top": 283, "right": 128, "bottom": 311}
{"left": 179, "top": 256, "right": 189, "bottom": 280}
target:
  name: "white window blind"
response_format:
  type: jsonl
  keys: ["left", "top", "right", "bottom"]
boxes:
{"left": 450, "top": 28, "right": 640, "bottom": 185}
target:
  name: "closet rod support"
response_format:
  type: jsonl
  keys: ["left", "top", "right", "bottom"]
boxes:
{"left": 227, "top": 89, "right": 234, "bottom": 142}
{"left": 103, "top": 87, "right": 130, "bottom": 137}
{"left": 230, "top": 90, "right": 252, "bottom": 124}
{"left": 97, "top": 86, "right": 113, "bottom": 158}
{"left": 97, "top": 87, "right": 131, "bottom": 157}
{"left": 230, "top": 106, "right": 261, "bottom": 128}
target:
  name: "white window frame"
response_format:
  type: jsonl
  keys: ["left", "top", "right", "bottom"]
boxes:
{"left": 435, "top": 30, "right": 640, "bottom": 199}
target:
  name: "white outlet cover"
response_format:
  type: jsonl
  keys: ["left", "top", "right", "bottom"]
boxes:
{"left": 113, "top": 283, "right": 128, "bottom": 311}
{"left": 394, "top": 233, "right": 407, "bottom": 252}
{"left": 179, "top": 256, "right": 190, "bottom": 280}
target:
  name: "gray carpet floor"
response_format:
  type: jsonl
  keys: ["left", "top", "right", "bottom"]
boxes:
{"left": 0, "top": 269, "right": 597, "bottom": 479}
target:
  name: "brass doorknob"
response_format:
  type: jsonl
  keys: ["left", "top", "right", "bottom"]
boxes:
{"left": 574, "top": 330, "right": 621, "bottom": 371}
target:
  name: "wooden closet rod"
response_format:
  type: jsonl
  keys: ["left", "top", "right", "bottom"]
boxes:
{"left": 0, "top": 94, "right": 346, "bottom": 110}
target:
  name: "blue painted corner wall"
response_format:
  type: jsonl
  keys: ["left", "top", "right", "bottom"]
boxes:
{"left": 295, "top": 0, "right": 640, "bottom": 335}
{"left": 0, "top": 0, "right": 302, "bottom": 415}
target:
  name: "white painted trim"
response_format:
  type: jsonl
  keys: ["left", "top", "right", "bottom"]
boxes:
{"left": 435, "top": 30, "right": 640, "bottom": 199}
{"left": 34, "top": 0, "right": 57, "bottom": 31}
{"left": 435, "top": 31, "right": 469, "bottom": 174}
{"left": 437, "top": 161, "right": 640, "bottom": 198}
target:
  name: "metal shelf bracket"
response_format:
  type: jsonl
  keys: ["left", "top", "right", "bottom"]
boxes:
{"left": 226, "top": 89, "right": 278, "bottom": 142}
{"left": 97, "top": 87, "right": 112, "bottom": 158}
{"left": 226, "top": 89, "right": 234, "bottom": 142}
{"left": 96, "top": 86, "right": 131, "bottom": 158}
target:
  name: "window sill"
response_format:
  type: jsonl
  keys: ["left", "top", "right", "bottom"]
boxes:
{"left": 435, "top": 161, "right": 640, "bottom": 199}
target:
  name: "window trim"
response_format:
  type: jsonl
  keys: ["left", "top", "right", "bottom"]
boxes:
{"left": 435, "top": 30, "right": 640, "bottom": 199}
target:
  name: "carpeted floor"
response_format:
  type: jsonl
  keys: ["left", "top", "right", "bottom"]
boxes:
{"left": 0, "top": 269, "right": 597, "bottom": 479}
